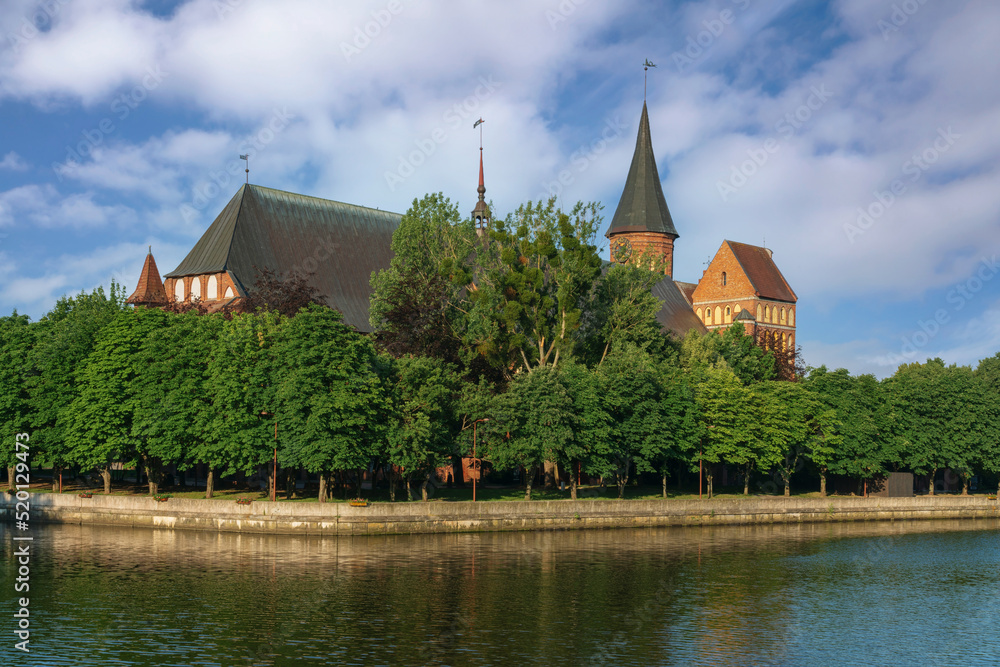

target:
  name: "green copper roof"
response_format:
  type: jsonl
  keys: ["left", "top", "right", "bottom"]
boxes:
{"left": 606, "top": 102, "right": 678, "bottom": 238}
{"left": 165, "top": 184, "right": 401, "bottom": 331}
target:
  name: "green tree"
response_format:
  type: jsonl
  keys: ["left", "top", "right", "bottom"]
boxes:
{"left": 25, "top": 284, "right": 128, "bottom": 487}
{"left": 199, "top": 311, "right": 283, "bottom": 494}
{"left": 64, "top": 307, "right": 168, "bottom": 493}
{"left": 0, "top": 312, "right": 34, "bottom": 488}
{"left": 484, "top": 365, "right": 578, "bottom": 500}
{"left": 131, "top": 311, "right": 223, "bottom": 496}
{"left": 386, "top": 355, "right": 460, "bottom": 501}
{"left": 481, "top": 199, "right": 604, "bottom": 373}
{"left": 271, "top": 304, "right": 387, "bottom": 501}
{"left": 976, "top": 353, "right": 1000, "bottom": 494}
{"left": 581, "top": 257, "right": 669, "bottom": 367}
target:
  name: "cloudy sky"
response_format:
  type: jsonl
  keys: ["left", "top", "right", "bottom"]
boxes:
{"left": 1, "top": 0, "right": 997, "bottom": 377}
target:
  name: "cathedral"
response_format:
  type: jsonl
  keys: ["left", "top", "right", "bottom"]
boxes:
{"left": 128, "top": 102, "right": 796, "bottom": 350}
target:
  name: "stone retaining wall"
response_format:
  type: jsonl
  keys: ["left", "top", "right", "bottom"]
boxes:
{"left": 3, "top": 493, "right": 999, "bottom": 536}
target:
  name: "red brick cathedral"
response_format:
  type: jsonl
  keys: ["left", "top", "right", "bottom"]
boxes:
{"left": 129, "top": 101, "right": 796, "bottom": 352}
{"left": 605, "top": 102, "right": 797, "bottom": 352}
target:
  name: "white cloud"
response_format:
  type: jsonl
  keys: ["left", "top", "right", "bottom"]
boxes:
{"left": 0, "top": 151, "right": 28, "bottom": 171}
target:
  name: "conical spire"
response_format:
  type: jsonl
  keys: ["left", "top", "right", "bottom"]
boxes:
{"left": 472, "top": 145, "right": 490, "bottom": 233}
{"left": 127, "top": 247, "right": 168, "bottom": 306}
{"left": 606, "top": 102, "right": 678, "bottom": 238}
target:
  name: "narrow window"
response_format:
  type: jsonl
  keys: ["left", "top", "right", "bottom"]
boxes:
{"left": 789, "top": 309, "right": 795, "bottom": 327}
{"left": 224, "top": 286, "right": 235, "bottom": 298}
{"left": 174, "top": 280, "right": 184, "bottom": 302}
{"left": 190, "top": 277, "right": 201, "bottom": 301}
{"left": 756, "top": 304, "right": 762, "bottom": 320}
{"left": 722, "top": 271, "right": 727, "bottom": 286}
{"left": 781, "top": 307, "right": 786, "bottom": 324}
{"left": 725, "top": 306, "right": 732, "bottom": 323}
{"left": 207, "top": 275, "right": 218, "bottom": 301}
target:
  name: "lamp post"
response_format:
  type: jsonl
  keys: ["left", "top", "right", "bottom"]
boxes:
{"left": 472, "top": 418, "right": 489, "bottom": 502}
{"left": 260, "top": 411, "right": 277, "bottom": 502}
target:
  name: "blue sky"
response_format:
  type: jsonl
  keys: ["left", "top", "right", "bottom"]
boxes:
{"left": 1, "top": 0, "right": 998, "bottom": 378}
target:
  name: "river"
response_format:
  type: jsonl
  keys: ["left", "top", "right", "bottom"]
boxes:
{"left": 2, "top": 520, "right": 999, "bottom": 666}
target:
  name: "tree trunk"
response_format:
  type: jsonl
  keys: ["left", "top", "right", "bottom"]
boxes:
{"left": 101, "top": 467, "right": 112, "bottom": 494}
{"left": 420, "top": 472, "right": 431, "bottom": 501}
{"left": 52, "top": 465, "right": 61, "bottom": 492}
{"left": 205, "top": 467, "right": 215, "bottom": 499}
{"left": 662, "top": 471, "right": 668, "bottom": 499}
{"left": 7, "top": 466, "right": 14, "bottom": 491}
{"left": 743, "top": 469, "right": 750, "bottom": 496}
{"left": 820, "top": 470, "right": 827, "bottom": 498}
{"left": 285, "top": 469, "right": 294, "bottom": 500}
{"left": 784, "top": 475, "right": 791, "bottom": 497}
{"left": 318, "top": 472, "right": 327, "bottom": 503}
{"left": 961, "top": 475, "right": 969, "bottom": 496}
{"left": 617, "top": 459, "right": 629, "bottom": 499}
{"left": 389, "top": 468, "right": 397, "bottom": 502}
{"left": 406, "top": 477, "right": 415, "bottom": 502}
{"left": 524, "top": 466, "right": 534, "bottom": 501}
{"left": 707, "top": 474, "right": 714, "bottom": 499}
{"left": 571, "top": 470, "right": 578, "bottom": 500}
{"left": 928, "top": 469, "right": 937, "bottom": 496}
{"left": 145, "top": 458, "right": 161, "bottom": 496}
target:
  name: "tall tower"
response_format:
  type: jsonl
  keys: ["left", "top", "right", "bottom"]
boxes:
{"left": 126, "top": 247, "right": 168, "bottom": 307}
{"left": 472, "top": 119, "right": 490, "bottom": 236}
{"left": 606, "top": 102, "right": 679, "bottom": 277}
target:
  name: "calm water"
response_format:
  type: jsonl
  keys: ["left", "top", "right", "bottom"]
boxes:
{"left": 2, "top": 520, "right": 999, "bottom": 666}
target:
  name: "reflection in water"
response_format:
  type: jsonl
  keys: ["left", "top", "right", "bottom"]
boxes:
{"left": 2, "top": 520, "right": 999, "bottom": 666}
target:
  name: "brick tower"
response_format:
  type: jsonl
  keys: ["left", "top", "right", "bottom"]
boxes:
{"left": 606, "top": 102, "right": 679, "bottom": 277}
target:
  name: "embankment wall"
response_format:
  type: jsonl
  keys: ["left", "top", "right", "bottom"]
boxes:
{"left": 2, "top": 493, "right": 999, "bottom": 536}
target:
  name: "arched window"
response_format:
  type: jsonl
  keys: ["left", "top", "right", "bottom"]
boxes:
{"left": 705, "top": 309, "right": 712, "bottom": 324}
{"left": 207, "top": 275, "right": 218, "bottom": 301}
{"left": 725, "top": 306, "right": 732, "bottom": 323}
{"left": 734, "top": 304, "right": 741, "bottom": 313}
{"left": 190, "top": 277, "right": 201, "bottom": 301}
{"left": 782, "top": 333, "right": 787, "bottom": 351}
{"left": 789, "top": 309, "right": 795, "bottom": 327}
{"left": 780, "top": 307, "right": 786, "bottom": 324}
{"left": 756, "top": 304, "right": 763, "bottom": 320}
{"left": 174, "top": 280, "right": 184, "bottom": 302}
{"left": 765, "top": 306, "right": 770, "bottom": 323}
{"left": 721, "top": 272, "right": 727, "bottom": 286}
{"left": 224, "top": 286, "right": 234, "bottom": 298}
{"left": 715, "top": 306, "right": 722, "bottom": 324}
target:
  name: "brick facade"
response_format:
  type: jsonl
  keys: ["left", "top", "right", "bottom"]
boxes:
{"left": 690, "top": 241, "right": 796, "bottom": 352}
{"left": 163, "top": 272, "right": 241, "bottom": 304}
{"left": 609, "top": 231, "right": 676, "bottom": 277}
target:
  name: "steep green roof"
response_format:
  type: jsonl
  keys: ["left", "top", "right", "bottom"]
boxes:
{"left": 165, "top": 184, "right": 401, "bottom": 330}
{"left": 606, "top": 102, "right": 678, "bottom": 238}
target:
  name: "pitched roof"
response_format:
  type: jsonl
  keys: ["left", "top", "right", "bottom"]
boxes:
{"left": 127, "top": 251, "right": 168, "bottom": 305}
{"left": 606, "top": 102, "right": 678, "bottom": 238}
{"left": 675, "top": 281, "right": 697, "bottom": 306}
{"left": 734, "top": 308, "right": 756, "bottom": 321}
{"left": 165, "top": 184, "right": 401, "bottom": 330}
{"left": 726, "top": 241, "right": 797, "bottom": 303}
{"left": 652, "top": 277, "right": 707, "bottom": 335}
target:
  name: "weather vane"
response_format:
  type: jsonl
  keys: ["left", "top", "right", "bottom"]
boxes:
{"left": 474, "top": 117, "right": 485, "bottom": 149}
{"left": 240, "top": 154, "right": 249, "bottom": 184}
{"left": 644, "top": 59, "right": 657, "bottom": 100}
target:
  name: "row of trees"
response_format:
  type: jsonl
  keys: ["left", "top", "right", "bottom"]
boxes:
{"left": 2, "top": 194, "right": 999, "bottom": 499}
